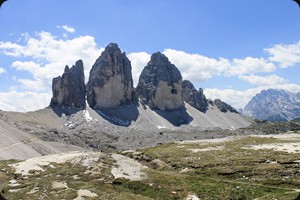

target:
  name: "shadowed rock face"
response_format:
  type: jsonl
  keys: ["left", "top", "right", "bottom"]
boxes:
{"left": 86, "top": 43, "right": 134, "bottom": 109}
{"left": 136, "top": 52, "right": 184, "bottom": 111}
{"left": 50, "top": 60, "right": 86, "bottom": 109}
{"left": 212, "top": 99, "right": 238, "bottom": 113}
{"left": 182, "top": 80, "right": 208, "bottom": 112}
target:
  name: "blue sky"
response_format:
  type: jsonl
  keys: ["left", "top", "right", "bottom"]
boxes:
{"left": 0, "top": 0, "right": 300, "bottom": 111}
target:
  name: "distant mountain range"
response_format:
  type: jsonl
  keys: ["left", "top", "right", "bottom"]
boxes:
{"left": 244, "top": 89, "right": 300, "bottom": 121}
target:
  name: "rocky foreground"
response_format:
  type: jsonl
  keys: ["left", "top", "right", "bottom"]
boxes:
{"left": 1, "top": 133, "right": 300, "bottom": 199}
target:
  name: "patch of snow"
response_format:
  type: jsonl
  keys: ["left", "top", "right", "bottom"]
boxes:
{"left": 8, "top": 189, "right": 21, "bottom": 193}
{"left": 185, "top": 194, "right": 200, "bottom": 200}
{"left": 83, "top": 110, "right": 93, "bottom": 123}
{"left": 65, "top": 122, "right": 75, "bottom": 129}
{"left": 9, "top": 180, "right": 20, "bottom": 187}
{"left": 157, "top": 126, "right": 166, "bottom": 129}
{"left": 74, "top": 189, "right": 98, "bottom": 200}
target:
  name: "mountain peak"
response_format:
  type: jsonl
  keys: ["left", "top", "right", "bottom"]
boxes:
{"left": 244, "top": 89, "right": 300, "bottom": 121}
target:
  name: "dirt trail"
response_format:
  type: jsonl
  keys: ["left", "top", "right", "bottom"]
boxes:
{"left": 0, "top": 137, "right": 37, "bottom": 152}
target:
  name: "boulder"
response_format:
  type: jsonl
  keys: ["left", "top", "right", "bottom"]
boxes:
{"left": 136, "top": 52, "right": 184, "bottom": 110}
{"left": 182, "top": 80, "right": 208, "bottom": 112}
{"left": 86, "top": 43, "right": 134, "bottom": 109}
{"left": 50, "top": 60, "right": 86, "bottom": 109}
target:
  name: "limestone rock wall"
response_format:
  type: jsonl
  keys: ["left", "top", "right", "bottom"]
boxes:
{"left": 136, "top": 52, "right": 184, "bottom": 110}
{"left": 50, "top": 60, "right": 86, "bottom": 109}
{"left": 182, "top": 80, "right": 208, "bottom": 112}
{"left": 86, "top": 43, "right": 134, "bottom": 109}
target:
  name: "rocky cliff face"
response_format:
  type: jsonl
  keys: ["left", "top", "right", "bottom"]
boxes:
{"left": 136, "top": 52, "right": 184, "bottom": 111}
{"left": 209, "top": 99, "right": 238, "bottom": 113}
{"left": 86, "top": 43, "right": 134, "bottom": 109}
{"left": 244, "top": 89, "right": 300, "bottom": 121}
{"left": 182, "top": 80, "right": 208, "bottom": 112}
{"left": 50, "top": 60, "right": 86, "bottom": 109}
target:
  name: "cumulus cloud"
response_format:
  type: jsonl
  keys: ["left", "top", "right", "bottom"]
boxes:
{"left": 204, "top": 88, "right": 262, "bottom": 110}
{"left": 0, "top": 67, "right": 6, "bottom": 74}
{"left": 0, "top": 90, "right": 51, "bottom": 112}
{"left": 228, "top": 57, "right": 276, "bottom": 76}
{"left": 163, "top": 49, "right": 230, "bottom": 81}
{"left": 239, "top": 74, "right": 289, "bottom": 86}
{"left": 0, "top": 31, "right": 103, "bottom": 112}
{"left": 163, "top": 49, "right": 276, "bottom": 82}
{"left": 56, "top": 25, "right": 76, "bottom": 33}
{"left": 0, "top": 31, "right": 103, "bottom": 91}
{"left": 265, "top": 41, "right": 300, "bottom": 68}
{"left": 127, "top": 52, "right": 150, "bottom": 85}
{"left": 18, "top": 78, "right": 47, "bottom": 92}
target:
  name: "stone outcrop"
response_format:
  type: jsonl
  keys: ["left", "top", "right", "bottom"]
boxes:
{"left": 136, "top": 52, "right": 184, "bottom": 110}
{"left": 50, "top": 60, "right": 86, "bottom": 109}
{"left": 182, "top": 80, "right": 208, "bottom": 112}
{"left": 86, "top": 43, "right": 134, "bottom": 109}
{"left": 211, "top": 99, "right": 238, "bottom": 113}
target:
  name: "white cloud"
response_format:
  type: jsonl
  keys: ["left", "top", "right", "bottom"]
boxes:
{"left": 163, "top": 49, "right": 276, "bottom": 82}
{"left": 0, "top": 67, "right": 6, "bottom": 74}
{"left": 163, "top": 49, "right": 230, "bottom": 81}
{"left": 239, "top": 74, "right": 289, "bottom": 86}
{"left": 0, "top": 31, "right": 103, "bottom": 112}
{"left": 265, "top": 41, "right": 300, "bottom": 68}
{"left": 0, "top": 31, "right": 103, "bottom": 91}
{"left": 56, "top": 25, "right": 76, "bottom": 33}
{"left": 127, "top": 52, "right": 150, "bottom": 85}
{"left": 18, "top": 78, "right": 47, "bottom": 92}
{"left": 0, "top": 91, "right": 51, "bottom": 112}
{"left": 204, "top": 88, "right": 262, "bottom": 109}
{"left": 228, "top": 57, "right": 276, "bottom": 76}
{"left": 0, "top": 41, "right": 24, "bottom": 57}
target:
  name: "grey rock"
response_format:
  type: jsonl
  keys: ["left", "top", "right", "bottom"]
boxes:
{"left": 244, "top": 89, "right": 300, "bottom": 121}
{"left": 213, "top": 99, "right": 238, "bottom": 113}
{"left": 86, "top": 43, "right": 134, "bottom": 109}
{"left": 182, "top": 80, "right": 208, "bottom": 112}
{"left": 50, "top": 60, "right": 86, "bottom": 109}
{"left": 136, "top": 52, "right": 184, "bottom": 110}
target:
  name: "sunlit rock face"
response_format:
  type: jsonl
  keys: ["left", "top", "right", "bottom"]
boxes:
{"left": 136, "top": 52, "right": 184, "bottom": 111}
{"left": 86, "top": 43, "right": 134, "bottom": 109}
{"left": 50, "top": 60, "right": 86, "bottom": 109}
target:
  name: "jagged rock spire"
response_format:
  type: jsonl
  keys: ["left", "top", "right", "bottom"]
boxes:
{"left": 86, "top": 43, "right": 134, "bottom": 109}
{"left": 136, "top": 52, "right": 184, "bottom": 111}
{"left": 50, "top": 60, "right": 86, "bottom": 109}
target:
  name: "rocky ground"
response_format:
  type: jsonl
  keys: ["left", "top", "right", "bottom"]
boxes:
{"left": 0, "top": 133, "right": 300, "bottom": 199}
{"left": 0, "top": 102, "right": 255, "bottom": 155}
{"left": 0, "top": 103, "right": 300, "bottom": 199}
